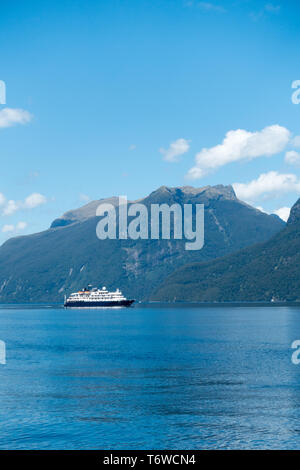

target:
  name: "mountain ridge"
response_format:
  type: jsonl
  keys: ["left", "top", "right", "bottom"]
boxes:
{"left": 0, "top": 185, "right": 285, "bottom": 303}
{"left": 152, "top": 197, "right": 300, "bottom": 302}
{"left": 50, "top": 184, "right": 238, "bottom": 229}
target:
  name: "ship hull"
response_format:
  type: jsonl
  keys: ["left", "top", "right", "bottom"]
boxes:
{"left": 64, "top": 299, "right": 134, "bottom": 308}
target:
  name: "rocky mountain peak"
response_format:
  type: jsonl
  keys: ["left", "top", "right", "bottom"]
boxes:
{"left": 287, "top": 198, "right": 300, "bottom": 226}
{"left": 146, "top": 184, "right": 237, "bottom": 203}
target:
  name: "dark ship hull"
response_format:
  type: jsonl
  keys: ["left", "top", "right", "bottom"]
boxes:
{"left": 64, "top": 299, "right": 134, "bottom": 308}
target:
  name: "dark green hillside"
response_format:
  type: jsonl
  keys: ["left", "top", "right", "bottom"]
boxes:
{"left": 0, "top": 185, "right": 284, "bottom": 303}
{"left": 153, "top": 198, "right": 300, "bottom": 302}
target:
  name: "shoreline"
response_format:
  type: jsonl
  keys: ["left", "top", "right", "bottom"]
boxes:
{"left": 0, "top": 301, "right": 300, "bottom": 309}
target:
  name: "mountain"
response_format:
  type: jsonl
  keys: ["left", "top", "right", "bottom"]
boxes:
{"left": 0, "top": 185, "right": 284, "bottom": 303}
{"left": 153, "top": 198, "right": 300, "bottom": 302}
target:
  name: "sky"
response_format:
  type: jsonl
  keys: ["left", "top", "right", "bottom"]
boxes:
{"left": 1, "top": 0, "right": 300, "bottom": 242}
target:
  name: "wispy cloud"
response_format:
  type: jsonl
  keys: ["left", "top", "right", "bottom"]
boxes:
{"left": 3, "top": 200, "right": 19, "bottom": 216}
{"left": 24, "top": 193, "right": 46, "bottom": 209}
{"left": 1, "top": 192, "right": 47, "bottom": 216}
{"left": 129, "top": 144, "right": 136, "bottom": 151}
{"left": 197, "top": 2, "right": 226, "bottom": 13}
{"left": 2, "top": 224, "right": 14, "bottom": 233}
{"left": 233, "top": 171, "right": 300, "bottom": 202}
{"left": 186, "top": 125, "right": 290, "bottom": 179}
{"left": 264, "top": 3, "right": 281, "bottom": 14}
{"left": 160, "top": 138, "right": 190, "bottom": 162}
{"left": 291, "top": 136, "right": 300, "bottom": 147}
{"left": 2, "top": 221, "right": 27, "bottom": 234}
{"left": 257, "top": 205, "right": 290, "bottom": 222}
{"left": 273, "top": 206, "right": 290, "bottom": 222}
{"left": 79, "top": 193, "right": 90, "bottom": 203}
{"left": 285, "top": 150, "right": 300, "bottom": 166}
{"left": 0, "top": 108, "right": 32, "bottom": 128}
{"left": 16, "top": 221, "right": 27, "bottom": 230}
{"left": 250, "top": 3, "right": 281, "bottom": 21}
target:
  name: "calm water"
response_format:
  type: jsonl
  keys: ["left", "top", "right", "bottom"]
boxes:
{"left": 0, "top": 304, "right": 300, "bottom": 449}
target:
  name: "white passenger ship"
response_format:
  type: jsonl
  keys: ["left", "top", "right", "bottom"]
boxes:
{"left": 64, "top": 285, "right": 134, "bottom": 307}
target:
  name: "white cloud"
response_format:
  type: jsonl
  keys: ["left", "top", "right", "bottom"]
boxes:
{"left": 0, "top": 108, "right": 32, "bottom": 128}
{"left": 2, "top": 193, "right": 47, "bottom": 216}
{"left": 2, "top": 224, "right": 14, "bottom": 233}
{"left": 24, "top": 193, "right": 46, "bottom": 209}
{"left": 186, "top": 125, "right": 291, "bottom": 179}
{"left": 250, "top": 3, "right": 280, "bottom": 21}
{"left": 3, "top": 200, "right": 19, "bottom": 216}
{"left": 198, "top": 2, "right": 226, "bottom": 12}
{"left": 285, "top": 150, "right": 300, "bottom": 166}
{"left": 292, "top": 136, "right": 300, "bottom": 147}
{"left": 256, "top": 204, "right": 290, "bottom": 222}
{"left": 79, "top": 193, "right": 90, "bottom": 203}
{"left": 1, "top": 221, "right": 28, "bottom": 235}
{"left": 16, "top": 221, "right": 27, "bottom": 230}
{"left": 233, "top": 171, "right": 300, "bottom": 202}
{"left": 264, "top": 3, "right": 280, "bottom": 14}
{"left": 129, "top": 144, "right": 136, "bottom": 151}
{"left": 0, "top": 193, "right": 5, "bottom": 206}
{"left": 273, "top": 207, "right": 290, "bottom": 222}
{"left": 160, "top": 138, "right": 190, "bottom": 162}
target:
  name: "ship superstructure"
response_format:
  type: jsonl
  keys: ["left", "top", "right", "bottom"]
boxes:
{"left": 64, "top": 286, "right": 134, "bottom": 307}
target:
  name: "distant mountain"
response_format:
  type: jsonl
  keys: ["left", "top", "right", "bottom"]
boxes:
{"left": 153, "top": 198, "right": 300, "bottom": 302}
{"left": 0, "top": 185, "right": 284, "bottom": 303}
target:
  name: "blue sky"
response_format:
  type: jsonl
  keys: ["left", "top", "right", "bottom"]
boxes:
{"left": 1, "top": 0, "right": 300, "bottom": 241}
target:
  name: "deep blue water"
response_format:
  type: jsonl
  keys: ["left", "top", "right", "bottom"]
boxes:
{"left": 0, "top": 304, "right": 300, "bottom": 449}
